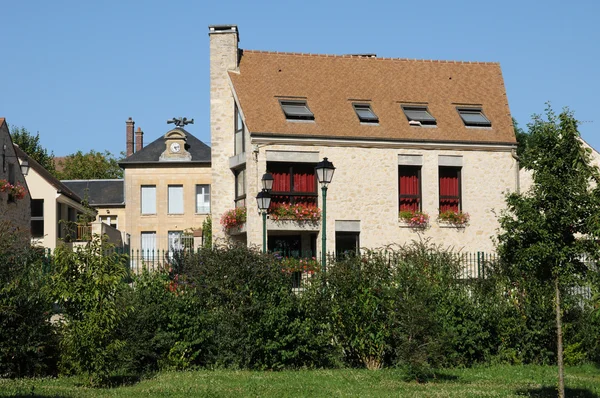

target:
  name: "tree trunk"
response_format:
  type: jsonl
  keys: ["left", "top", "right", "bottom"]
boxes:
{"left": 555, "top": 277, "right": 565, "bottom": 398}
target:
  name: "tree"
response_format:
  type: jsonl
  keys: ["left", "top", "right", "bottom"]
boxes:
{"left": 57, "top": 150, "right": 123, "bottom": 180}
{"left": 513, "top": 117, "right": 530, "bottom": 159}
{"left": 9, "top": 125, "right": 56, "bottom": 174}
{"left": 497, "top": 106, "right": 600, "bottom": 398}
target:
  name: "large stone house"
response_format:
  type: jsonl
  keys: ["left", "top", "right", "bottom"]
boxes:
{"left": 209, "top": 25, "right": 518, "bottom": 256}
{"left": 118, "top": 119, "right": 211, "bottom": 258}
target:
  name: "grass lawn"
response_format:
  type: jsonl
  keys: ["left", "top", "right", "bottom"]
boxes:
{"left": 1, "top": 365, "right": 599, "bottom": 397}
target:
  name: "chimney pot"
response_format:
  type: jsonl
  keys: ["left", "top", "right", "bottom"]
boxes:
{"left": 135, "top": 127, "right": 144, "bottom": 152}
{"left": 126, "top": 118, "right": 135, "bottom": 157}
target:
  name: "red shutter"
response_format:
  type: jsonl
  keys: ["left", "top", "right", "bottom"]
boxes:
{"left": 439, "top": 168, "right": 459, "bottom": 212}
{"left": 273, "top": 171, "right": 290, "bottom": 192}
{"left": 399, "top": 167, "right": 420, "bottom": 212}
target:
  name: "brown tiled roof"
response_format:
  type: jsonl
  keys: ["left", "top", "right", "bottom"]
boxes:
{"left": 229, "top": 51, "right": 516, "bottom": 145}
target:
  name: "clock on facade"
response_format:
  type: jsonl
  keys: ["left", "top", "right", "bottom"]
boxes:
{"left": 170, "top": 142, "right": 181, "bottom": 153}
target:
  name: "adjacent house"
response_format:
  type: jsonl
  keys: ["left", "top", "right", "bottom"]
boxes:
{"left": 118, "top": 119, "right": 211, "bottom": 258}
{"left": 209, "top": 25, "right": 518, "bottom": 256}
{"left": 0, "top": 118, "right": 31, "bottom": 235}
{"left": 14, "top": 146, "right": 96, "bottom": 250}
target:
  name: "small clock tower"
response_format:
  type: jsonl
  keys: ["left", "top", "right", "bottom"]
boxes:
{"left": 159, "top": 129, "right": 192, "bottom": 161}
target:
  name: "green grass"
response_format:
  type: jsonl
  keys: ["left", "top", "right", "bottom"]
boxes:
{"left": 1, "top": 365, "right": 599, "bottom": 397}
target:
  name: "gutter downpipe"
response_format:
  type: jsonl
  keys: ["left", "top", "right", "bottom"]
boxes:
{"left": 511, "top": 149, "right": 520, "bottom": 194}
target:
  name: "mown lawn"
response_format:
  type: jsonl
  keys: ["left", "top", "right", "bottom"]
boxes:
{"left": 1, "top": 365, "right": 599, "bottom": 397}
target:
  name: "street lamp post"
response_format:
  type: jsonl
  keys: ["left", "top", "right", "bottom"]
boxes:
{"left": 315, "top": 157, "right": 335, "bottom": 274}
{"left": 256, "top": 173, "right": 273, "bottom": 253}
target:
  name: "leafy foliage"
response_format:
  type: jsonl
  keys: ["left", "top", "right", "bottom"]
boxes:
{"left": 8, "top": 125, "right": 56, "bottom": 174}
{"left": 50, "top": 237, "right": 131, "bottom": 386}
{"left": 0, "top": 220, "right": 57, "bottom": 378}
{"left": 56, "top": 150, "right": 123, "bottom": 180}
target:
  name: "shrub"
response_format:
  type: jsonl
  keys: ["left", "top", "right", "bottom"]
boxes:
{"left": 0, "top": 220, "right": 57, "bottom": 378}
{"left": 50, "top": 237, "right": 131, "bottom": 386}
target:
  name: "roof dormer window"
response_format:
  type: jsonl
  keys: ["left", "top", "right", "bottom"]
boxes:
{"left": 353, "top": 103, "right": 379, "bottom": 123}
{"left": 457, "top": 108, "right": 491, "bottom": 127}
{"left": 402, "top": 105, "right": 437, "bottom": 126}
{"left": 280, "top": 100, "right": 315, "bottom": 121}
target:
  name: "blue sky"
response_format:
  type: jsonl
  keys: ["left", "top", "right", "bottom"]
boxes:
{"left": 1, "top": 0, "right": 598, "bottom": 156}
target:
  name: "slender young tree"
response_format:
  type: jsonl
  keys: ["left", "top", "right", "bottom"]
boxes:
{"left": 497, "top": 106, "right": 600, "bottom": 398}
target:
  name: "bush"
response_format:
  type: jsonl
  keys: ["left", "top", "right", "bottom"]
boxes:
{"left": 50, "top": 237, "right": 131, "bottom": 386}
{"left": 0, "top": 220, "right": 57, "bottom": 378}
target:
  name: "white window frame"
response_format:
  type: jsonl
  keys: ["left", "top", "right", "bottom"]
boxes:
{"left": 196, "top": 184, "right": 210, "bottom": 214}
{"left": 141, "top": 185, "right": 156, "bottom": 215}
{"left": 168, "top": 185, "right": 184, "bottom": 214}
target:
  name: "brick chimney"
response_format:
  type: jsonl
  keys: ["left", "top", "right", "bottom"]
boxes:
{"left": 135, "top": 127, "right": 144, "bottom": 152}
{"left": 126, "top": 117, "right": 135, "bottom": 157}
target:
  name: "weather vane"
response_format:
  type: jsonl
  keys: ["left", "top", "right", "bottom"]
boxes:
{"left": 167, "top": 117, "right": 194, "bottom": 127}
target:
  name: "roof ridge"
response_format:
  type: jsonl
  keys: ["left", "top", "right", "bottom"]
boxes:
{"left": 241, "top": 49, "right": 499, "bottom": 65}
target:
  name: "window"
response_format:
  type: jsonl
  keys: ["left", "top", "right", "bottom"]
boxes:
{"left": 31, "top": 199, "right": 44, "bottom": 238}
{"left": 336, "top": 232, "right": 360, "bottom": 257}
{"left": 439, "top": 167, "right": 461, "bottom": 212}
{"left": 141, "top": 231, "right": 157, "bottom": 260}
{"left": 353, "top": 103, "right": 378, "bottom": 123}
{"left": 280, "top": 100, "right": 315, "bottom": 121}
{"left": 168, "top": 231, "right": 183, "bottom": 252}
{"left": 399, "top": 166, "right": 421, "bottom": 212}
{"left": 269, "top": 162, "right": 317, "bottom": 206}
{"left": 99, "top": 215, "right": 117, "bottom": 229}
{"left": 457, "top": 108, "right": 491, "bottom": 127}
{"left": 235, "top": 104, "right": 245, "bottom": 155}
{"left": 141, "top": 185, "right": 156, "bottom": 214}
{"left": 235, "top": 168, "right": 246, "bottom": 207}
{"left": 196, "top": 184, "right": 210, "bottom": 213}
{"left": 402, "top": 106, "right": 437, "bottom": 126}
{"left": 168, "top": 185, "right": 184, "bottom": 214}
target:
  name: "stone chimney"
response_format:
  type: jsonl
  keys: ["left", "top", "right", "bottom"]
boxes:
{"left": 126, "top": 117, "right": 135, "bottom": 157}
{"left": 135, "top": 127, "right": 144, "bottom": 152}
{"left": 209, "top": 24, "right": 240, "bottom": 245}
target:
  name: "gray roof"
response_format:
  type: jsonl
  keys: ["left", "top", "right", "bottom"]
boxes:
{"left": 119, "top": 128, "right": 211, "bottom": 166}
{"left": 62, "top": 179, "right": 124, "bottom": 207}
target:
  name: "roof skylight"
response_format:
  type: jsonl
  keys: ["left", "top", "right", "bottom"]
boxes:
{"left": 280, "top": 100, "right": 315, "bottom": 121}
{"left": 457, "top": 108, "right": 491, "bottom": 127}
{"left": 353, "top": 103, "right": 379, "bottom": 123}
{"left": 402, "top": 106, "right": 437, "bottom": 126}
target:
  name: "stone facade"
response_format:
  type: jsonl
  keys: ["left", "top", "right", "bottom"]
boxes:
{"left": 209, "top": 25, "right": 240, "bottom": 245}
{"left": 209, "top": 26, "right": 519, "bottom": 255}
{"left": 123, "top": 165, "right": 211, "bottom": 251}
{"left": 0, "top": 119, "right": 30, "bottom": 236}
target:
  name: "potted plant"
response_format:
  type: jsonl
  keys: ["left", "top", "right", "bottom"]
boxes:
{"left": 437, "top": 209, "right": 470, "bottom": 227}
{"left": 0, "top": 179, "right": 27, "bottom": 200}
{"left": 220, "top": 207, "right": 247, "bottom": 232}
{"left": 398, "top": 210, "right": 430, "bottom": 228}
{"left": 269, "top": 203, "right": 321, "bottom": 222}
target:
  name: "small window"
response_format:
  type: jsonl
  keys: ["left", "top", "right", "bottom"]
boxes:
{"left": 31, "top": 199, "right": 44, "bottom": 238}
{"left": 399, "top": 166, "right": 422, "bottom": 212}
{"left": 439, "top": 167, "right": 461, "bottom": 213}
{"left": 353, "top": 103, "right": 378, "bottom": 123}
{"left": 196, "top": 184, "right": 210, "bottom": 214}
{"left": 234, "top": 104, "right": 245, "bottom": 155}
{"left": 280, "top": 100, "right": 315, "bottom": 121}
{"left": 168, "top": 185, "right": 184, "bottom": 214}
{"left": 141, "top": 185, "right": 156, "bottom": 215}
{"left": 402, "top": 106, "right": 437, "bottom": 126}
{"left": 457, "top": 108, "right": 491, "bottom": 127}
{"left": 235, "top": 168, "right": 246, "bottom": 207}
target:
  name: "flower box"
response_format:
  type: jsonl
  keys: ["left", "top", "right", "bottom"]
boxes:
{"left": 221, "top": 207, "right": 247, "bottom": 234}
{"left": 437, "top": 210, "right": 470, "bottom": 228}
{"left": 398, "top": 210, "right": 430, "bottom": 229}
{"left": 0, "top": 179, "right": 27, "bottom": 200}
{"left": 269, "top": 203, "right": 321, "bottom": 222}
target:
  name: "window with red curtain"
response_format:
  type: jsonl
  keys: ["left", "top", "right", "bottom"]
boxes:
{"left": 399, "top": 166, "right": 421, "bottom": 212}
{"left": 268, "top": 162, "right": 317, "bottom": 206}
{"left": 439, "top": 167, "right": 461, "bottom": 212}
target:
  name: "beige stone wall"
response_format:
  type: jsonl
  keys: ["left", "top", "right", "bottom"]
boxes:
{"left": 242, "top": 143, "right": 518, "bottom": 254}
{"left": 0, "top": 124, "right": 30, "bottom": 235}
{"left": 124, "top": 165, "right": 211, "bottom": 251}
{"left": 210, "top": 28, "right": 239, "bottom": 246}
